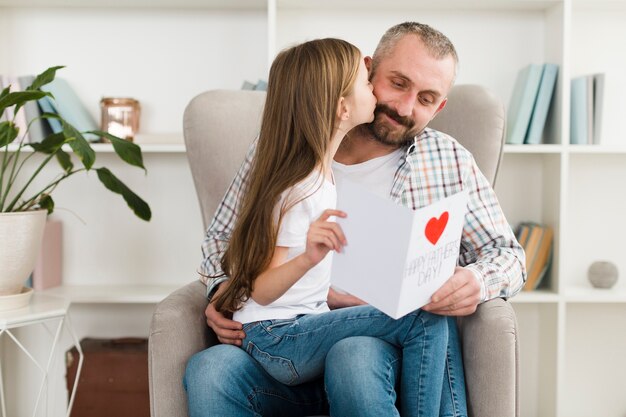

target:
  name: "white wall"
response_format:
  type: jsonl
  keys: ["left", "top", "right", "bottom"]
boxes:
{"left": 2, "top": 7, "right": 268, "bottom": 133}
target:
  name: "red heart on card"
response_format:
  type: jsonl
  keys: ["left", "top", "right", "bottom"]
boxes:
{"left": 425, "top": 212, "right": 449, "bottom": 245}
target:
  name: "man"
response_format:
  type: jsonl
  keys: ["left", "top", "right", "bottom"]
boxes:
{"left": 184, "top": 22, "right": 525, "bottom": 417}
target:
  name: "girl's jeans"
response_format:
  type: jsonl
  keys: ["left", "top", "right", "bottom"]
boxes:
{"left": 241, "top": 305, "right": 448, "bottom": 417}
{"left": 184, "top": 316, "right": 467, "bottom": 417}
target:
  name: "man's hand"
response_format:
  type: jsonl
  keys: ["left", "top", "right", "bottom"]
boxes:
{"left": 422, "top": 267, "right": 481, "bottom": 316}
{"left": 205, "top": 284, "right": 245, "bottom": 346}
{"left": 327, "top": 287, "right": 366, "bottom": 310}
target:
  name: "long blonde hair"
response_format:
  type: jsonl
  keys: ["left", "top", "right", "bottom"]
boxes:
{"left": 213, "top": 38, "right": 361, "bottom": 313}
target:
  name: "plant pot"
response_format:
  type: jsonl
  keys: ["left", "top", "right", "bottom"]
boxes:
{"left": 0, "top": 210, "right": 47, "bottom": 296}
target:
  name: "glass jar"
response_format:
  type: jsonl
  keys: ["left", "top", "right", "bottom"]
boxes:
{"left": 100, "top": 97, "right": 140, "bottom": 142}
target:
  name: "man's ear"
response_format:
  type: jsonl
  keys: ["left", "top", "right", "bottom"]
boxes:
{"left": 336, "top": 97, "right": 350, "bottom": 121}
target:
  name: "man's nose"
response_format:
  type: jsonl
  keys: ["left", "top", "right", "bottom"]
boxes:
{"left": 394, "top": 92, "right": 415, "bottom": 117}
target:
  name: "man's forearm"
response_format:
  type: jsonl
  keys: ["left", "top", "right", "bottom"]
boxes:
{"left": 461, "top": 239, "right": 526, "bottom": 303}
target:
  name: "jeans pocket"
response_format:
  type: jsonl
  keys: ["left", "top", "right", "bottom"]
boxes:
{"left": 246, "top": 341, "right": 299, "bottom": 386}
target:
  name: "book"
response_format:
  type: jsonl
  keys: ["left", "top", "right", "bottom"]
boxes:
{"left": 38, "top": 92, "right": 64, "bottom": 134}
{"left": 1, "top": 75, "right": 30, "bottom": 144}
{"left": 330, "top": 179, "right": 470, "bottom": 319}
{"left": 0, "top": 76, "right": 8, "bottom": 122}
{"left": 516, "top": 223, "right": 531, "bottom": 247}
{"left": 18, "top": 75, "right": 52, "bottom": 143}
{"left": 525, "top": 63, "right": 559, "bottom": 145}
{"left": 241, "top": 80, "right": 256, "bottom": 90}
{"left": 41, "top": 78, "right": 99, "bottom": 141}
{"left": 506, "top": 64, "right": 544, "bottom": 144}
{"left": 570, "top": 75, "right": 589, "bottom": 145}
{"left": 521, "top": 224, "right": 543, "bottom": 291}
{"left": 585, "top": 76, "right": 594, "bottom": 144}
{"left": 254, "top": 79, "right": 268, "bottom": 91}
{"left": 593, "top": 73, "right": 605, "bottom": 144}
{"left": 524, "top": 226, "right": 553, "bottom": 290}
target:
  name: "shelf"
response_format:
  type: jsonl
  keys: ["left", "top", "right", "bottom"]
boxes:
{"left": 5, "top": 142, "right": 186, "bottom": 153}
{"left": 503, "top": 144, "right": 563, "bottom": 154}
{"left": 0, "top": 0, "right": 565, "bottom": 10}
{"left": 41, "top": 284, "right": 181, "bottom": 304}
{"left": 563, "top": 286, "right": 626, "bottom": 303}
{"left": 573, "top": 0, "right": 626, "bottom": 11}
{"left": 510, "top": 290, "right": 560, "bottom": 303}
{"left": 0, "top": 0, "right": 266, "bottom": 9}
{"left": 503, "top": 144, "right": 626, "bottom": 155}
{"left": 567, "top": 144, "right": 626, "bottom": 154}
{"left": 277, "top": 0, "right": 563, "bottom": 11}
{"left": 91, "top": 143, "right": 186, "bottom": 153}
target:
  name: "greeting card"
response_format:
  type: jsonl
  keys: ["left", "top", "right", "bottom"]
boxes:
{"left": 331, "top": 179, "right": 469, "bottom": 319}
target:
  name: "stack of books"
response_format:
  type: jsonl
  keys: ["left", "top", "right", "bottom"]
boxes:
{"left": 570, "top": 73, "right": 605, "bottom": 145}
{"left": 506, "top": 63, "right": 559, "bottom": 145}
{"left": 516, "top": 222, "right": 554, "bottom": 291}
{"left": 0, "top": 74, "right": 98, "bottom": 144}
{"left": 241, "top": 79, "right": 267, "bottom": 91}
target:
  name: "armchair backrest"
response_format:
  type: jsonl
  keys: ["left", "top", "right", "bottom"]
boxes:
{"left": 183, "top": 86, "right": 505, "bottom": 230}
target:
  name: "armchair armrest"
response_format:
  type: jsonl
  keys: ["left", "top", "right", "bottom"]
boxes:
{"left": 149, "top": 280, "right": 216, "bottom": 417}
{"left": 457, "top": 298, "right": 519, "bottom": 417}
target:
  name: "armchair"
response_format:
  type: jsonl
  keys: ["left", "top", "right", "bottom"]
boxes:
{"left": 149, "top": 86, "right": 519, "bottom": 417}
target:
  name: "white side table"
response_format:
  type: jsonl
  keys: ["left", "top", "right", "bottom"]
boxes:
{"left": 0, "top": 294, "right": 83, "bottom": 417}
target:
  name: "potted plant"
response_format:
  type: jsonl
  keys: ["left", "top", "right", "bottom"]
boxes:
{"left": 0, "top": 66, "right": 151, "bottom": 305}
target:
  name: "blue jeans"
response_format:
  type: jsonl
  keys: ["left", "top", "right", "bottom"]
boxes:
{"left": 184, "top": 316, "right": 467, "bottom": 417}
{"left": 325, "top": 317, "right": 466, "bottom": 417}
{"left": 240, "top": 305, "right": 446, "bottom": 417}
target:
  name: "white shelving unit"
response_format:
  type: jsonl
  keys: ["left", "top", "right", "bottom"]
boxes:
{"left": 2, "top": 1, "right": 625, "bottom": 416}
{"left": 41, "top": 284, "right": 181, "bottom": 304}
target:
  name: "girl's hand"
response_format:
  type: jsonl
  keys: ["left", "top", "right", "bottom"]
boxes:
{"left": 303, "top": 209, "right": 347, "bottom": 267}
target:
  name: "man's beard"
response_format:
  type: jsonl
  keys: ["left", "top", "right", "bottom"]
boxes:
{"left": 365, "top": 103, "right": 423, "bottom": 147}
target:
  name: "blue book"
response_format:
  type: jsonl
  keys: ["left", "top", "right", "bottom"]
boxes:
{"left": 37, "top": 94, "right": 63, "bottom": 134}
{"left": 570, "top": 76, "right": 591, "bottom": 145}
{"left": 41, "top": 78, "right": 99, "bottom": 141}
{"left": 506, "top": 64, "right": 543, "bottom": 144}
{"left": 18, "top": 75, "right": 52, "bottom": 143}
{"left": 254, "top": 79, "right": 268, "bottom": 91}
{"left": 524, "top": 64, "right": 559, "bottom": 145}
{"left": 593, "top": 73, "right": 605, "bottom": 144}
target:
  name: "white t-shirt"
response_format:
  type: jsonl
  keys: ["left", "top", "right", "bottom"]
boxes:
{"left": 233, "top": 150, "right": 403, "bottom": 324}
{"left": 332, "top": 149, "right": 404, "bottom": 198}
{"left": 233, "top": 172, "right": 336, "bottom": 324}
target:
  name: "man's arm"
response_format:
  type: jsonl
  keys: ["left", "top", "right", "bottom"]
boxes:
{"left": 424, "top": 152, "right": 526, "bottom": 316}
{"left": 198, "top": 142, "right": 256, "bottom": 295}
{"left": 199, "top": 142, "right": 256, "bottom": 344}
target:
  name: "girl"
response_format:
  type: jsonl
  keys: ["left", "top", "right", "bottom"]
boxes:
{"left": 212, "top": 38, "right": 448, "bottom": 417}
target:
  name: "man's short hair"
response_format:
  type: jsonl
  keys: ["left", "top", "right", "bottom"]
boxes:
{"left": 371, "top": 22, "right": 459, "bottom": 79}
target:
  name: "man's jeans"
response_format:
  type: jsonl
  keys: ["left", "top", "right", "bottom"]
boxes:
{"left": 184, "top": 311, "right": 467, "bottom": 417}
{"left": 239, "top": 306, "right": 446, "bottom": 417}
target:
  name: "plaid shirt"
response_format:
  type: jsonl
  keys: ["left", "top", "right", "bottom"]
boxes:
{"left": 199, "top": 127, "right": 526, "bottom": 303}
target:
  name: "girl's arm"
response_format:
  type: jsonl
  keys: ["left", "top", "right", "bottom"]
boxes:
{"left": 251, "top": 209, "right": 347, "bottom": 306}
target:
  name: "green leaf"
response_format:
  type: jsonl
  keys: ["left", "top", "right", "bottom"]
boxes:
{"left": 0, "top": 121, "right": 19, "bottom": 147}
{"left": 28, "top": 66, "right": 65, "bottom": 91}
{"left": 0, "top": 90, "right": 49, "bottom": 115}
{"left": 29, "top": 132, "right": 67, "bottom": 154}
{"left": 39, "top": 194, "right": 55, "bottom": 214}
{"left": 95, "top": 167, "right": 151, "bottom": 221}
{"left": 90, "top": 130, "right": 146, "bottom": 171}
{"left": 56, "top": 149, "right": 73, "bottom": 173}
{"left": 63, "top": 123, "right": 95, "bottom": 170}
